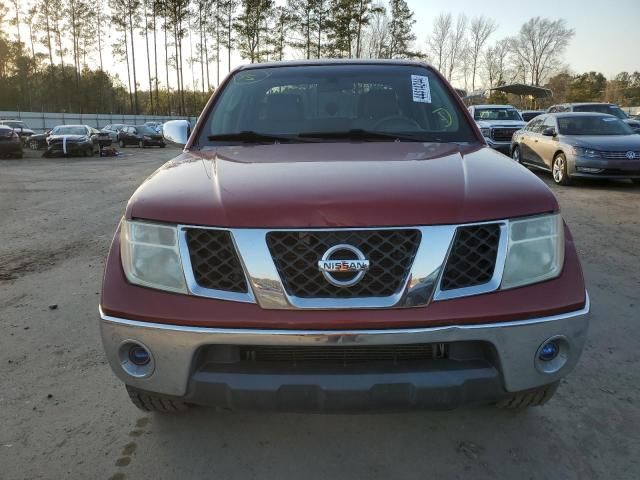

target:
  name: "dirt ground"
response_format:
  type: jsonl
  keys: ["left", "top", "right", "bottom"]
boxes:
{"left": 1, "top": 146, "right": 639, "bottom": 480}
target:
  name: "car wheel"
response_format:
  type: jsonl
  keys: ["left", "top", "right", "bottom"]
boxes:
{"left": 125, "top": 385, "right": 190, "bottom": 413}
{"left": 496, "top": 381, "right": 559, "bottom": 409}
{"left": 30, "top": 140, "right": 39, "bottom": 150}
{"left": 160, "top": 143, "right": 166, "bottom": 148}
{"left": 139, "top": 140, "right": 144, "bottom": 148}
{"left": 512, "top": 146, "right": 521, "bottom": 163}
{"left": 85, "top": 147, "right": 93, "bottom": 157}
{"left": 552, "top": 153, "right": 571, "bottom": 186}
{"left": 119, "top": 139, "right": 125, "bottom": 148}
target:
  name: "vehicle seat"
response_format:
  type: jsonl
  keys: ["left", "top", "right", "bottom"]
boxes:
{"left": 259, "top": 94, "right": 304, "bottom": 133}
{"left": 357, "top": 90, "right": 400, "bottom": 121}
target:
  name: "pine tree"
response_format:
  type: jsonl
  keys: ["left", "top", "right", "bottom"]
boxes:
{"left": 385, "top": 0, "right": 415, "bottom": 59}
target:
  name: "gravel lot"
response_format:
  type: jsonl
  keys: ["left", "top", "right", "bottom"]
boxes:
{"left": 1, "top": 146, "right": 639, "bottom": 480}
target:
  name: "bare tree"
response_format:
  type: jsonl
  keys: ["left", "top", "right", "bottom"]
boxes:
{"left": 468, "top": 15, "right": 496, "bottom": 91}
{"left": 483, "top": 39, "right": 509, "bottom": 89}
{"left": 509, "top": 17, "right": 574, "bottom": 86}
{"left": 427, "top": 13, "right": 452, "bottom": 73}
{"left": 446, "top": 14, "right": 467, "bottom": 82}
{"left": 362, "top": 3, "right": 389, "bottom": 59}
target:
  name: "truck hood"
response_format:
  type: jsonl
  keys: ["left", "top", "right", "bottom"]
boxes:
{"left": 126, "top": 142, "right": 558, "bottom": 228}
{"left": 476, "top": 120, "right": 526, "bottom": 129}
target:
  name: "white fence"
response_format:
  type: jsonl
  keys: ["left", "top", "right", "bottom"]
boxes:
{"left": 0, "top": 111, "right": 198, "bottom": 133}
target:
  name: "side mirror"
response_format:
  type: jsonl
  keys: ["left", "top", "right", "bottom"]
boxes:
{"left": 542, "top": 127, "right": 556, "bottom": 137}
{"left": 163, "top": 120, "right": 191, "bottom": 147}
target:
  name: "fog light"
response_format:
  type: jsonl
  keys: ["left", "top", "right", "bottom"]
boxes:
{"left": 118, "top": 340, "right": 155, "bottom": 378}
{"left": 535, "top": 336, "right": 570, "bottom": 374}
{"left": 129, "top": 345, "right": 151, "bottom": 365}
{"left": 538, "top": 341, "right": 559, "bottom": 361}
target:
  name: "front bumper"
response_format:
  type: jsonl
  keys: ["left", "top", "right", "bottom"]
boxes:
{"left": 570, "top": 154, "right": 640, "bottom": 179}
{"left": 0, "top": 141, "right": 22, "bottom": 156}
{"left": 485, "top": 139, "right": 511, "bottom": 153}
{"left": 100, "top": 296, "right": 590, "bottom": 411}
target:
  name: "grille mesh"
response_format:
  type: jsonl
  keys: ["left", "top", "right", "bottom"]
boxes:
{"left": 601, "top": 151, "right": 640, "bottom": 160}
{"left": 240, "top": 344, "right": 447, "bottom": 365}
{"left": 266, "top": 230, "right": 421, "bottom": 298}
{"left": 440, "top": 224, "right": 500, "bottom": 291}
{"left": 185, "top": 229, "right": 248, "bottom": 293}
{"left": 491, "top": 128, "right": 519, "bottom": 142}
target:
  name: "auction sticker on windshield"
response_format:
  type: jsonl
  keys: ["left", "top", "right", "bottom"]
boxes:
{"left": 411, "top": 75, "right": 431, "bottom": 103}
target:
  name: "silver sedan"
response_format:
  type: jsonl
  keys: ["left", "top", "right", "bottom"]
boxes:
{"left": 511, "top": 112, "right": 640, "bottom": 185}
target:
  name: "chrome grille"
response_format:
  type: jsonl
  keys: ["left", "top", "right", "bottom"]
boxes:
{"left": 185, "top": 228, "right": 248, "bottom": 293}
{"left": 600, "top": 151, "right": 640, "bottom": 160}
{"left": 441, "top": 224, "right": 500, "bottom": 291}
{"left": 491, "top": 128, "right": 519, "bottom": 142}
{"left": 240, "top": 343, "right": 448, "bottom": 365}
{"left": 266, "top": 230, "right": 421, "bottom": 298}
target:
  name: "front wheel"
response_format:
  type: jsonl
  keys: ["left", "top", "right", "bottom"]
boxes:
{"left": 30, "top": 140, "right": 39, "bottom": 150}
{"left": 496, "top": 381, "right": 559, "bottom": 409}
{"left": 119, "top": 139, "right": 125, "bottom": 148}
{"left": 126, "top": 385, "right": 190, "bottom": 413}
{"left": 552, "top": 153, "right": 571, "bottom": 186}
{"left": 512, "top": 146, "right": 522, "bottom": 163}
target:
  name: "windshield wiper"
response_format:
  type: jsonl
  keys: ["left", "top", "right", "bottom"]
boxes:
{"left": 297, "top": 129, "right": 431, "bottom": 142}
{"left": 207, "top": 131, "right": 298, "bottom": 143}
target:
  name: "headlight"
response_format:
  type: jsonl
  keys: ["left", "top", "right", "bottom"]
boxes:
{"left": 501, "top": 214, "right": 564, "bottom": 289}
{"left": 120, "top": 220, "right": 187, "bottom": 293}
{"left": 573, "top": 146, "right": 601, "bottom": 158}
{"left": 480, "top": 127, "right": 491, "bottom": 138}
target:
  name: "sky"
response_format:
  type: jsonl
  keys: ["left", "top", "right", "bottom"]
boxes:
{"left": 7, "top": 0, "right": 640, "bottom": 90}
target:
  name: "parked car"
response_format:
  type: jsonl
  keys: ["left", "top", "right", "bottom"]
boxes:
{"left": 520, "top": 110, "right": 545, "bottom": 122}
{"left": 100, "top": 60, "right": 590, "bottom": 414}
{"left": 44, "top": 124, "right": 111, "bottom": 157}
{"left": 0, "top": 119, "right": 35, "bottom": 144}
{"left": 547, "top": 103, "right": 640, "bottom": 133}
{"left": 102, "top": 124, "right": 127, "bottom": 142}
{"left": 117, "top": 125, "right": 165, "bottom": 148}
{"left": 0, "top": 125, "right": 23, "bottom": 158}
{"left": 511, "top": 112, "right": 640, "bottom": 185}
{"left": 468, "top": 104, "right": 527, "bottom": 153}
{"left": 28, "top": 129, "right": 52, "bottom": 150}
{"left": 144, "top": 121, "right": 164, "bottom": 133}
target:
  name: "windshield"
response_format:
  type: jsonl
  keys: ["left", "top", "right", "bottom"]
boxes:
{"left": 3, "top": 121, "right": 26, "bottom": 128}
{"left": 474, "top": 108, "right": 522, "bottom": 121}
{"left": 135, "top": 126, "right": 156, "bottom": 135}
{"left": 557, "top": 116, "right": 634, "bottom": 135}
{"left": 53, "top": 126, "right": 88, "bottom": 136}
{"left": 200, "top": 64, "right": 475, "bottom": 144}
{"left": 573, "top": 104, "right": 628, "bottom": 120}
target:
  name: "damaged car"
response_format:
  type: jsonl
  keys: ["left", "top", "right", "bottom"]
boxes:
{"left": 0, "top": 125, "right": 23, "bottom": 158}
{"left": 43, "top": 125, "right": 112, "bottom": 157}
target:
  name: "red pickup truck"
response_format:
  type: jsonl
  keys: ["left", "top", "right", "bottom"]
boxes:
{"left": 99, "top": 60, "right": 589, "bottom": 413}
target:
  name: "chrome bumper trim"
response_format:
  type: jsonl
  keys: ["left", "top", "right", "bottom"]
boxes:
{"left": 99, "top": 293, "right": 590, "bottom": 397}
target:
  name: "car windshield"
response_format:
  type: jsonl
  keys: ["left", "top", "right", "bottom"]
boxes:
{"left": 200, "top": 64, "right": 476, "bottom": 144}
{"left": 474, "top": 108, "right": 522, "bottom": 121}
{"left": 3, "top": 121, "right": 26, "bottom": 128}
{"left": 557, "top": 116, "right": 634, "bottom": 135}
{"left": 54, "top": 126, "right": 87, "bottom": 135}
{"left": 573, "top": 104, "right": 628, "bottom": 119}
{"left": 138, "top": 126, "right": 157, "bottom": 134}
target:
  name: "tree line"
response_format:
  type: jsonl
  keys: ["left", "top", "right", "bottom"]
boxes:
{"left": 0, "top": 1, "right": 638, "bottom": 116}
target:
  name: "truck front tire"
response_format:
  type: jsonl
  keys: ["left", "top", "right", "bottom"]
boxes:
{"left": 125, "top": 385, "right": 190, "bottom": 413}
{"left": 496, "top": 381, "right": 559, "bottom": 409}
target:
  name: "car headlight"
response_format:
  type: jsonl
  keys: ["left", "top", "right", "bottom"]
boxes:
{"left": 501, "top": 214, "right": 564, "bottom": 289}
{"left": 573, "top": 146, "right": 601, "bottom": 158}
{"left": 480, "top": 127, "right": 491, "bottom": 138}
{"left": 120, "top": 220, "right": 187, "bottom": 293}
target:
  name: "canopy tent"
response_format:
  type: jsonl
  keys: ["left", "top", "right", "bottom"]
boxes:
{"left": 489, "top": 83, "right": 553, "bottom": 98}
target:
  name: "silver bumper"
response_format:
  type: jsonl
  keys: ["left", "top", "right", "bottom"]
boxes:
{"left": 99, "top": 296, "right": 590, "bottom": 398}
